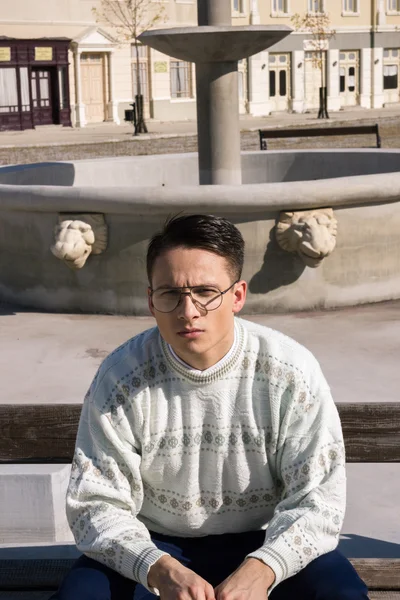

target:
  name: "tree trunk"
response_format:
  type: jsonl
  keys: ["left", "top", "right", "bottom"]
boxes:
{"left": 317, "top": 50, "right": 329, "bottom": 119}
{"left": 134, "top": 40, "right": 148, "bottom": 135}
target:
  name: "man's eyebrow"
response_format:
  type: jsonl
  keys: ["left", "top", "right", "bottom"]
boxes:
{"left": 154, "top": 282, "right": 221, "bottom": 289}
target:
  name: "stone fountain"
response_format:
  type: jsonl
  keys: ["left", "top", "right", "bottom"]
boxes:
{"left": 0, "top": 0, "right": 400, "bottom": 314}
{"left": 140, "top": 0, "right": 290, "bottom": 185}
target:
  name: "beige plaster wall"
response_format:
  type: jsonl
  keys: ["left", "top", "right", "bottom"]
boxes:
{"left": 0, "top": 0, "right": 95, "bottom": 23}
{"left": 152, "top": 98, "right": 197, "bottom": 120}
{"left": 113, "top": 45, "right": 134, "bottom": 106}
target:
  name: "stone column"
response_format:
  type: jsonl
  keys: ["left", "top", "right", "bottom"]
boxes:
{"left": 198, "top": 0, "right": 231, "bottom": 26}
{"left": 248, "top": 51, "right": 271, "bottom": 116}
{"left": 196, "top": 0, "right": 241, "bottom": 185}
{"left": 107, "top": 51, "right": 120, "bottom": 124}
{"left": 196, "top": 62, "right": 241, "bottom": 185}
{"left": 372, "top": 47, "right": 384, "bottom": 108}
{"left": 290, "top": 50, "right": 305, "bottom": 113}
{"left": 360, "top": 47, "right": 372, "bottom": 108}
{"left": 74, "top": 49, "right": 86, "bottom": 128}
{"left": 327, "top": 49, "right": 341, "bottom": 112}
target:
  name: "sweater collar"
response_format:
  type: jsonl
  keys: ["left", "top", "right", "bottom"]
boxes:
{"left": 160, "top": 319, "right": 246, "bottom": 383}
{"left": 167, "top": 327, "right": 238, "bottom": 374}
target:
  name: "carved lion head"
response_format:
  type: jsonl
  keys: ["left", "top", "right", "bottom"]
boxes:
{"left": 51, "top": 220, "right": 95, "bottom": 269}
{"left": 275, "top": 208, "right": 338, "bottom": 268}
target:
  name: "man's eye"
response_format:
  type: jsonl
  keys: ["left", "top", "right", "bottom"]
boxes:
{"left": 194, "top": 288, "right": 219, "bottom": 297}
{"left": 161, "top": 290, "right": 180, "bottom": 297}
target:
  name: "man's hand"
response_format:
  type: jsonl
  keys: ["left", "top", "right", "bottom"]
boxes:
{"left": 148, "top": 555, "right": 216, "bottom": 600}
{"left": 214, "top": 557, "right": 275, "bottom": 600}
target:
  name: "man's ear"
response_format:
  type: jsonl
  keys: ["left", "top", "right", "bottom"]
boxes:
{"left": 232, "top": 280, "right": 247, "bottom": 314}
{"left": 148, "top": 288, "right": 156, "bottom": 318}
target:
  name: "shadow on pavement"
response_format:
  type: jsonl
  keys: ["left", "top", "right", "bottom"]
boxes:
{"left": 0, "top": 302, "right": 16, "bottom": 316}
{"left": 340, "top": 534, "right": 400, "bottom": 558}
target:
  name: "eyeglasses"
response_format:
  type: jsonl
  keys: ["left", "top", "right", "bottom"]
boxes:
{"left": 150, "top": 281, "right": 239, "bottom": 314}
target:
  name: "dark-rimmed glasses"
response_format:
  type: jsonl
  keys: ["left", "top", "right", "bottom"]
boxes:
{"left": 150, "top": 281, "right": 239, "bottom": 314}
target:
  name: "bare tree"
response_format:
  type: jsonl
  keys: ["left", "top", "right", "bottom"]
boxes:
{"left": 291, "top": 11, "right": 335, "bottom": 119}
{"left": 93, "top": 0, "right": 166, "bottom": 134}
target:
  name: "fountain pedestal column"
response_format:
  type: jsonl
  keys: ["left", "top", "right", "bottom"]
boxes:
{"left": 139, "top": 0, "right": 291, "bottom": 184}
{"left": 197, "top": 0, "right": 241, "bottom": 185}
{"left": 196, "top": 61, "right": 241, "bottom": 185}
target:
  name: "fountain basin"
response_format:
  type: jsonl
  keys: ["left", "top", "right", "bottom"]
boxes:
{"left": 139, "top": 26, "right": 291, "bottom": 63}
{"left": 1, "top": 150, "right": 400, "bottom": 314}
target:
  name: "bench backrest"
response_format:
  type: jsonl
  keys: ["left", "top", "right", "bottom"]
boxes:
{"left": 259, "top": 124, "right": 381, "bottom": 149}
{"left": 1, "top": 402, "right": 399, "bottom": 464}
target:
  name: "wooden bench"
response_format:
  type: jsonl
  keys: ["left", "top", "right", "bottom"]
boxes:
{"left": 1, "top": 403, "right": 400, "bottom": 597}
{"left": 259, "top": 124, "right": 382, "bottom": 150}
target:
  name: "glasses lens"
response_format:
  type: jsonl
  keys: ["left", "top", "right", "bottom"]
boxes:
{"left": 152, "top": 289, "right": 181, "bottom": 313}
{"left": 191, "top": 287, "right": 222, "bottom": 311}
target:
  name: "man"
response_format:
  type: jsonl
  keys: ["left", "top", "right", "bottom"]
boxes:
{"left": 55, "top": 214, "right": 368, "bottom": 600}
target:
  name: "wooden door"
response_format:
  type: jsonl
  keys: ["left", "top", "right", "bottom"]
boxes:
{"left": 31, "top": 69, "right": 53, "bottom": 126}
{"left": 383, "top": 48, "right": 400, "bottom": 104}
{"left": 340, "top": 51, "right": 360, "bottom": 107}
{"left": 269, "top": 53, "right": 291, "bottom": 112}
{"left": 81, "top": 54, "right": 105, "bottom": 123}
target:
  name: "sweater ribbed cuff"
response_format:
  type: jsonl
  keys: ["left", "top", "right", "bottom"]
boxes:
{"left": 246, "top": 544, "right": 291, "bottom": 592}
{"left": 134, "top": 546, "right": 171, "bottom": 594}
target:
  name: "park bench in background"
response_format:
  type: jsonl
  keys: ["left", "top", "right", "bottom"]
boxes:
{"left": 259, "top": 123, "right": 382, "bottom": 150}
{"left": 0, "top": 402, "right": 399, "bottom": 598}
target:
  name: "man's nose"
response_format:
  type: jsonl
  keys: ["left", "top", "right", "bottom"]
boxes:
{"left": 176, "top": 293, "right": 201, "bottom": 319}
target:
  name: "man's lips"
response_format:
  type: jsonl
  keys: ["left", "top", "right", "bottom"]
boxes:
{"left": 177, "top": 329, "right": 204, "bottom": 338}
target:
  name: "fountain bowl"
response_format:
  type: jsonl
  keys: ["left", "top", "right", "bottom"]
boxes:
{"left": 1, "top": 149, "right": 400, "bottom": 314}
{"left": 139, "top": 26, "right": 292, "bottom": 63}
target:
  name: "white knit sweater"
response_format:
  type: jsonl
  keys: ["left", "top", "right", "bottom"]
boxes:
{"left": 66, "top": 318, "right": 346, "bottom": 593}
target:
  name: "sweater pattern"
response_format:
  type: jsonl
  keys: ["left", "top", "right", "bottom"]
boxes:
{"left": 67, "top": 318, "right": 346, "bottom": 592}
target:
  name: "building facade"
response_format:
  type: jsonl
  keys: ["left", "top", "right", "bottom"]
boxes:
{"left": 0, "top": 0, "right": 399, "bottom": 130}
{"left": 246, "top": 0, "right": 400, "bottom": 116}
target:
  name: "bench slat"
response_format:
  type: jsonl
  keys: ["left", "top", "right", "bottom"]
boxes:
{"left": 0, "top": 404, "right": 81, "bottom": 464}
{"left": 0, "top": 557, "right": 399, "bottom": 591}
{"left": 0, "top": 403, "right": 399, "bottom": 463}
{"left": 340, "top": 403, "right": 400, "bottom": 462}
{"left": 350, "top": 559, "right": 400, "bottom": 591}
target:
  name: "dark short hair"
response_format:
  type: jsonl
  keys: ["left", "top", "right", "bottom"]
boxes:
{"left": 147, "top": 214, "right": 245, "bottom": 284}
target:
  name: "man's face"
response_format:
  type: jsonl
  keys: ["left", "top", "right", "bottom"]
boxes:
{"left": 148, "top": 247, "right": 247, "bottom": 370}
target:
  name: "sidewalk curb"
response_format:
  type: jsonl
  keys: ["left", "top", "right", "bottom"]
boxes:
{"left": 0, "top": 111, "right": 399, "bottom": 151}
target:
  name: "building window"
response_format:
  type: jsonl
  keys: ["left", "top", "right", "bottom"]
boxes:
{"left": 308, "top": 0, "right": 324, "bottom": 12}
{"left": 58, "top": 67, "right": 69, "bottom": 109}
{"left": 343, "top": 0, "right": 358, "bottom": 13}
{"left": 272, "top": 0, "right": 289, "bottom": 14}
{"left": 20, "top": 67, "right": 30, "bottom": 112}
{"left": 0, "top": 68, "right": 18, "bottom": 113}
{"left": 384, "top": 64, "right": 398, "bottom": 89}
{"left": 232, "top": 0, "right": 244, "bottom": 13}
{"left": 170, "top": 61, "right": 192, "bottom": 98}
{"left": 387, "top": 0, "right": 400, "bottom": 12}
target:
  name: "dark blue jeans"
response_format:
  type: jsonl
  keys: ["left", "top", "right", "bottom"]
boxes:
{"left": 51, "top": 530, "right": 368, "bottom": 600}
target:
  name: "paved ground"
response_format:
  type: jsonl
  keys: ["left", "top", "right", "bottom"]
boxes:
{"left": 1, "top": 300, "right": 398, "bottom": 406}
{"left": 1, "top": 105, "right": 400, "bottom": 164}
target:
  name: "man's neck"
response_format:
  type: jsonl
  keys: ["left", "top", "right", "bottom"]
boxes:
{"left": 169, "top": 328, "right": 236, "bottom": 371}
